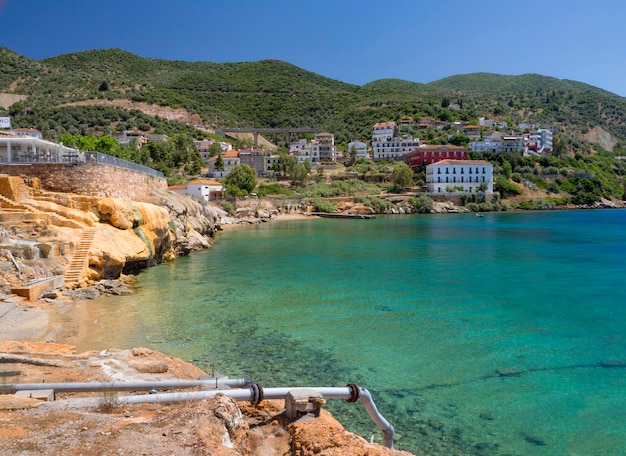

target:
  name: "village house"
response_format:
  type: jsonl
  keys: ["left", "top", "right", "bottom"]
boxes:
{"left": 265, "top": 153, "right": 281, "bottom": 175}
{"left": 347, "top": 140, "right": 369, "bottom": 159}
{"left": 289, "top": 132, "right": 338, "bottom": 163}
{"left": 313, "top": 132, "right": 337, "bottom": 162}
{"left": 238, "top": 148, "right": 266, "bottom": 176}
{"left": 425, "top": 160, "right": 494, "bottom": 194}
{"left": 194, "top": 139, "right": 233, "bottom": 166}
{"left": 206, "top": 149, "right": 239, "bottom": 177}
{"left": 372, "top": 121, "right": 397, "bottom": 142}
{"left": 372, "top": 135, "right": 420, "bottom": 161}
{"left": 168, "top": 179, "right": 223, "bottom": 201}
{"left": 113, "top": 130, "right": 149, "bottom": 148}
{"left": 8, "top": 128, "right": 43, "bottom": 139}
{"left": 501, "top": 134, "right": 527, "bottom": 154}
{"left": 463, "top": 125, "right": 481, "bottom": 140}
{"left": 404, "top": 144, "right": 467, "bottom": 171}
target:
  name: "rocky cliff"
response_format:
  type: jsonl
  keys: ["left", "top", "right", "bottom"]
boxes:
{"left": 0, "top": 175, "right": 225, "bottom": 294}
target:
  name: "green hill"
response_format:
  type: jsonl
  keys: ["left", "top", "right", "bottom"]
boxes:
{"left": 3, "top": 47, "right": 626, "bottom": 147}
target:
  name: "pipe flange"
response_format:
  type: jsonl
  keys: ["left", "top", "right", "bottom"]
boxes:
{"left": 250, "top": 383, "right": 264, "bottom": 405}
{"left": 345, "top": 383, "right": 360, "bottom": 403}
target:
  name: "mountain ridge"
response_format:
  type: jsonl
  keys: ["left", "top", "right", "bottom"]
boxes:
{"left": 2, "top": 47, "right": 626, "bottom": 147}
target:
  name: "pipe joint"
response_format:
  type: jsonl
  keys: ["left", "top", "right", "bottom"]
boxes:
{"left": 250, "top": 383, "right": 264, "bottom": 405}
{"left": 345, "top": 383, "right": 360, "bottom": 403}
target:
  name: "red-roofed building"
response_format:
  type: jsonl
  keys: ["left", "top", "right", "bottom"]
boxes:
{"left": 207, "top": 149, "right": 240, "bottom": 177}
{"left": 372, "top": 121, "right": 397, "bottom": 142}
{"left": 168, "top": 179, "right": 223, "bottom": 201}
{"left": 404, "top": 145, "right": 467, "bottom": 171}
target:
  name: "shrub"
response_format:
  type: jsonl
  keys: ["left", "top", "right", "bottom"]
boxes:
{"left": 409, "top": 195, "right": 434, "bottom": 213}
{"left": 221, "top": 201, "right": 235, "bottom": 215}
{"left": 312, "top": 198, "right": 335, "bottom": 213}
{"left": 495, "top": 176, "right": 523, "bottom": 198}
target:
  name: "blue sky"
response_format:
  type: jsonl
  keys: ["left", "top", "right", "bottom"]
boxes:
{"left": 2, "top": 0, "right": 626, "bottom": 96}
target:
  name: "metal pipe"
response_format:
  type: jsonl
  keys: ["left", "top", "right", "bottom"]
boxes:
{"left": 0, "top": 378, "right": 254, "bottom": 394}
{"left": 13, "top": 380, "right": 394, "bottom": 448}
{"left": 116, "top": 384, "right": 394, "bottom": 448}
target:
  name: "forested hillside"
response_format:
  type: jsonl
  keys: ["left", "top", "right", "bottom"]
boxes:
{"left": 3, "top": 46, "right": 626, "bottom": 151}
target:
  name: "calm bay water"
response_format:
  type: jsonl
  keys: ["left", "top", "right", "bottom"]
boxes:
{"left": 79, "top": 209, "right": 626, "bottom": 455}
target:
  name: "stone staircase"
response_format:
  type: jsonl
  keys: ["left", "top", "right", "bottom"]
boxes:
{"left": 0, "top": 194, "right": 85, "bottom": 229}
{"left": 63, "top": 227, "right": 96, "bottom": 289}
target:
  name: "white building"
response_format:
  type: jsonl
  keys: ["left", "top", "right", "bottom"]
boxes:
{"left": 290, "top": 138, "right": 317, "bottom": 164}
{"left": 347, "top": 141, "right": 369, "bottom": 159}
{"left": 168, "top": 179, "right": 223, "bottom": 201}
{"left": 469, "top": 140, "right": 501, "bottom": 153}
{"left": 313, "top": 132, "right": 336, "bottom": 162}
{"left": 8, "top": 128, "right": 43, "bottom": 139}
{"left": 372, "top": 121, "right": 397, "bottom": 142}
{"left": 532, "top": 129, "right": 553, "bottom": 151}
{"left": 0, "top": 136, "right": 79, "bottom": 163}
{"left": 372, "top": 135, "right": 420, "bottom": 161}
{"left": 426, "top": 160, "right": 493, "bottom": 194}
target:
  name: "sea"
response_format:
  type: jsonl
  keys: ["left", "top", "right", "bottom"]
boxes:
{"left": 77, "top": 209, "right": 626, "bottom": 455}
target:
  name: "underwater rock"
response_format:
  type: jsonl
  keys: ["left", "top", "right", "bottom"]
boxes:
{"left": 496, "top": 368, "right": 523, "bottom": 377}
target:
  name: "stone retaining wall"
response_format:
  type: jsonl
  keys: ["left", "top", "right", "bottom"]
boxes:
{"left": 0, "top": 164, "right": 167, "bottom": 200}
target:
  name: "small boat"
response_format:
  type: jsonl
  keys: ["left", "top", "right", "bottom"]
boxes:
{"left": 475, "top": 212, "right": 484, "bottom": 218}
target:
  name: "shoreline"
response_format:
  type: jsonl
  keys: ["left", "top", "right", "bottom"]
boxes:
{"left": 0, "top": 213, "right": 314, "bottom": 350}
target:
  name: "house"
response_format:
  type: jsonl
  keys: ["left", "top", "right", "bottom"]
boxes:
{"left": 238, "top": 148, "right": 266, "bottom": 176}
{"left": 207, "top": 149, "right": 240, "bottom": 177}
{"left": 313, "top": 132, "right": 337, "bottom": 162}
{"left": 372, "top": 135, "right": 420, "bottom": 161}
{"left": 347, "top": 141, "right": 369, "bottom": 160}
{"left": 469, "top": 140, "right": 501, "bottom": 153}
{"left": 265, "top": 154, "right": 282, "bottom": 174}
{"left": 463, "top": 125, "right": 481, "bottom": 140}
{"left": 372, "top": 121, "right": 397, "bottom": 142}
{"left": 194, "top": 139, "right": 233, "bottom": 165}
{"left": 404, "top": 145, "right": 467, "bottom": 171}
{"left": 115, "top": 131, "right": 148, "bottom": 148}
{"left": 501, "top": 135, "right": 526, "bottom": 154}
{"left": 148, "top": 134, "right": 170, "bottom": 143}
{"left": 168, "top": 179, "right": 223, "bottom": 201}
{"left": 9, "top": 128, "right": 43, "bottom": 139}
{"left": 425, "top": 160, "right": 493, "bottom": 194}
{"left": 290, "top": 138, "right": 319, "bottom": 163}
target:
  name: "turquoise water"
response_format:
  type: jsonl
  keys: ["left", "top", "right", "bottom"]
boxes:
{"left": 80, "top": 210, "right": 626, "bottom": 455}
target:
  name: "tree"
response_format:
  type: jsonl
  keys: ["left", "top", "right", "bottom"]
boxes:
{"left": 348, "top": 145, "right": 358, "bottom": 166}
{"left": 209, "top": 142, "right": 222, "bottom": 157}
{"left": 223, "top": 164, "right": 257, "bottom": 196}
{"left": 215, "top": 152, "right": 224, "bottom": 171}
{"left": 391, "top": 162, "right": 414, "bottom": 191}
{"left": 553, "top": 135, "right": 566, "bottom": 157}
{"left": 279, "top": 154, "right": 310, "bottom": 186}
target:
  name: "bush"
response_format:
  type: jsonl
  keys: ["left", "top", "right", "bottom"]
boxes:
{"left": 221, "top": 201, "right": 235, "bottom": 215}
{"left": 356, "top": 196, "right": 394, "bottom": 212}
{"left": 409, "top": 195, "right": 434, "bottom": 213}
{"left": 495, "top": 176, "right": 523, "bottom": 198}
{"left": 312, "top": 198, "right": 335, "bottom": 213}
{"left": 257, "top": 183, "right": 294, "bottom": 197}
